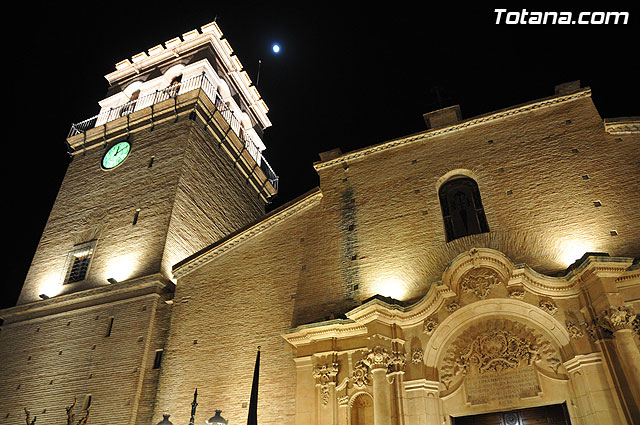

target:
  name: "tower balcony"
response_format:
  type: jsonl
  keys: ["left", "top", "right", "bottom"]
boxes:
{"left": 67, "top": 73, "right": 278, "bottom": 199}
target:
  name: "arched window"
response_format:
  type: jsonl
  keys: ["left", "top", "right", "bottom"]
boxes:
{"left": 438, "top": 177, "right": 489, "bottom": 242}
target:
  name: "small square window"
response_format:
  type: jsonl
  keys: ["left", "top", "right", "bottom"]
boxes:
{"left": 63, "top": 241, "right": 96, "bottom": 284}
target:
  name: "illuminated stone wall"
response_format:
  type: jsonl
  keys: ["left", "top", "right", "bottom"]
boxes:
{"left": 309, "top": 90, "right": 639, "bottom": 312}
{"left": 151, "top": 89, "right": 640, "bottom": 425}
{"left": 0, "top": 280, "right": 172, "bottom": 425}
{"left": 17, "top": 118, "right": 264, "bottom": 305}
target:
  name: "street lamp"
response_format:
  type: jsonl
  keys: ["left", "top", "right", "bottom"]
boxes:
{"left": 205, "top": 410, "right": 228, "bottom": 425}
{"left": 155, "top": 414, "right": 173, "bottom": 425}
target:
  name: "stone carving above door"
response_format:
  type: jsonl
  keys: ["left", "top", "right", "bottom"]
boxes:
{"left": 459, "top": 267, "right": 503, "bottom": 299}
{"left": 439, "top": 319, "right": 562, "bottom": 390}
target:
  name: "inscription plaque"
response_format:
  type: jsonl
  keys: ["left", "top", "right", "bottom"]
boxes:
{"left": 464, "top": 365, "right": 541, "bottom": 406}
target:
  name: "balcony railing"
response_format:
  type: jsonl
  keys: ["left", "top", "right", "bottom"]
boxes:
{"left": 68, "top": 73, "right": 278, "bottom": 191}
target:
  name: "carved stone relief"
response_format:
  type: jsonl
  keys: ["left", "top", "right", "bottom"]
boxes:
{"left": 459, "top": 267, "right": 503, "bottom": 299}
{"left": 586, "top": 306, "right": 637, "bottom": 341}
{"left": 445, "top": 301, "right": 460, "bottom": 313}
{"left": 423, "top": 318, "right": 438, "bottom": 335}
{"left": 411, "top": 348, "right": 424, "bottom": 364}
{"left": 601, "top": 306, "right": 636, "bottom": 331}
{"left": 350, "top": 360, "right": 372, "bottom": 388}
{"left": 388, "top": 350, "right": 406, "bottom": 373}
{"left": 539, "top": 300, "right": 558, "bottom": 315}
{"left": 363, "top": 346, "right": 392, "bottom": 370}
{"left": 508, "top": 288, "right": 526, "bottom": 299}
{"left": 566, "top": 321, "right": 584, "bottom": 339}
{"left": 440, "top": 319, "right": 562, "bottom": 391}
{"left": 313, "top": 363, "right": 339, "bottom": 406}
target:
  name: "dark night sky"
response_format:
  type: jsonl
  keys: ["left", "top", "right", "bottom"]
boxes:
{"left": 3, "top": 4, "right": 639, "bottom": 309}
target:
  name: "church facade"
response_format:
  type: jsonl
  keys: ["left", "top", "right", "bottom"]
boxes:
{"left": 1, "top": 22, "right": 639, "bottom": 425}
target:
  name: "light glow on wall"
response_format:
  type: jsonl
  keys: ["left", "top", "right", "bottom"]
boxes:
{"left": 105, "top": 254, "right": 137, "bottom": 283}
{"left": 371, "top": 274, "right": 409, "bottom": 301}
{"left": 40, "top": 274, "right": 64, "bottom": 298}
{"left": 557, "top": 238, "right": 594, "bottom": 268}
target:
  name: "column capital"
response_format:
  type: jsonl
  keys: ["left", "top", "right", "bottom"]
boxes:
{"left": 363, "top": 346, "right": 393, "bottom": 371}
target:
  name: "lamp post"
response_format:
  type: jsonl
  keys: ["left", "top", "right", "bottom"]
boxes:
{"left": 205, "top": 410, "right": 228, "bottom": 425}
{"left": 189, "top": 389, "right": 198, "bottom": 425}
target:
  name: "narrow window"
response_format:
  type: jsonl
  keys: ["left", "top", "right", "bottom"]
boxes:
{"left": 63, "top": 241, "right": 96, "bottom": 284}
{"left": 105, "top": 317, "right": 114, "bottom": 337}
{"left": 148, "top": 156, "right": 155, "bottom": 168}
{"left": 133, "top": 209, "right": 141, "bottom": 225}
{"left": 438, "top": 177, "right": 489, "bottom": 242}
{"left": 153, "top": 350, "right": 163, "bottom": 369}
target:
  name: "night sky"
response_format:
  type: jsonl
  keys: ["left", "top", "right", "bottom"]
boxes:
{"left": 4, "top": 5, "right": 638, "bottom": 309}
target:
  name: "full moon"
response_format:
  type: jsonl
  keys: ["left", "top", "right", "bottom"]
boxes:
{"left": 272, "top": 44, "right": 280, "bottom": 53}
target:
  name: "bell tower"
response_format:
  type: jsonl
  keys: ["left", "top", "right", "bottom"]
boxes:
{"left": 19, "top": 20, "right": 277, "bottom": 303}
{"left": 0, "top": 21, "right": 277, "bottom": 425}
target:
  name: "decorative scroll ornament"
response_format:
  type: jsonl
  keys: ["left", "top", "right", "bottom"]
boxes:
{"left": 539, "top": 300, "right": 558, "bottom": 316}
{"left": 350, "top": 360, "right": 372, "bottom": 388}
{"left": 459, "top": 267, "right": 502, "bottom": 299}
{"left": 363, "top": 346, "right": 392, "bottom": 370}
{"left": 411, "top": 348, "right": 424, "bottom": 364}
{"left": 423, "top": 318, "right": 438, "bottom": 335}
{"left": 566, "top": 321, "right": 584, "bottom": 339}
{"left": 458, "top": 330, "right": 538, "bottom": 374}
{"left": 313, "top": 363, "right": 339, "bottom": 406}
{"left": 440, "top": 319, "right": 561, "bottom": 389}
{"left": 508, "top": 288, "right": 526, "bottom": 299}
{"left": 445, "top": 301, "right": 460, "bottom": 313}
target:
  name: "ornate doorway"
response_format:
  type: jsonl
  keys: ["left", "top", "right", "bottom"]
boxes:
{"left": 452, "top": 403, "right": 571, "bottom": 425}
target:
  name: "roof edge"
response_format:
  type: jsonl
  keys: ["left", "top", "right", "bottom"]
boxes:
{"left": 313, "top": 88, "right": 592, "bottom": 171}
{"left": 172, "top": 187, "right": 323, "bottom": 278}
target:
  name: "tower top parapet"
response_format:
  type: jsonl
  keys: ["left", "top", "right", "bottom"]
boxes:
{"left": 104, "top": 21, "right": 270, "bottom": 130}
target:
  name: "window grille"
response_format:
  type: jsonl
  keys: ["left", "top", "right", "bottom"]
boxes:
{"left": 63, "top": 241, "right": 96, "bottom": 284}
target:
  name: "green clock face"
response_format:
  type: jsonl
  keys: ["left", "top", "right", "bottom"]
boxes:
{"left": 102, "top": 141, "right": 131, "bottom": 169}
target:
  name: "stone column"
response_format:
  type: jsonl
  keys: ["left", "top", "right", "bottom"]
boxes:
{"left": 564, "top": 352, "right": 623, "bottom": 425}
{"left": 364, "top": 346, "right": 393, "bottom": 425}
{"left": 388, "top": 350, "right": 407, "bottom": 425}
{"left": 403, "top": 379, "right": 442, "bottom": 425}
{"left": 601, "top": 306, "right": 640, "bottom": 405}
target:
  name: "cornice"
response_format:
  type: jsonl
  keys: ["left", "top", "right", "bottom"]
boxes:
{"left": 281, "top": 249, "right": 635, "bottom": 349}
{"left": 604, "top": 117, "right": 640, "bottom": 134}
{"left": 172, "top": 189, "right": 323, "bottom": 278}
{"left": 313, "top": 89, "right": 592, "bottom": 171}
{"left": 0, "top": 274, "right": 174, "bottom": 325}
{"left": 282, "top": 321, "right": 368, "bottom": 346}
